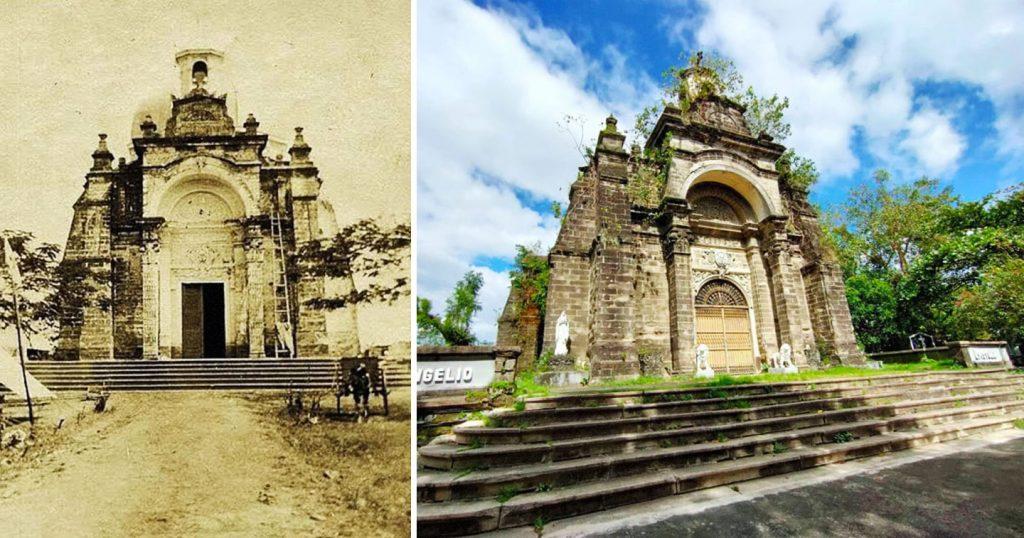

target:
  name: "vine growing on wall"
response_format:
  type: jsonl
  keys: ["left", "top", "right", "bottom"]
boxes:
{"left": 509, "top": 244, "right": 550, "bottom": 313}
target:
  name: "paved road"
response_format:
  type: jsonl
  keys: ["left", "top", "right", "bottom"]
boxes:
{"left": 0, "top": 393, "right": 321, "bottom": 537}
{"left": 594, "top": 437, "right": 1024, "bottom": 537}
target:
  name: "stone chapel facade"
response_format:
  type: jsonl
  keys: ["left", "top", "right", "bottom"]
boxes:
{"left": 498, "top": 64, "right": 863, "bottom": 378}
{"left": 54, "top": 49, "right": 360, "bottom": 361}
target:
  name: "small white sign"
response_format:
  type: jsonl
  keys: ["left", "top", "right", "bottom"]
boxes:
{"left": 416, "top": 359, "right": 494, "bottom": 392}
{"left": 968, "top": 347, "right": 1007, "bottom": 365}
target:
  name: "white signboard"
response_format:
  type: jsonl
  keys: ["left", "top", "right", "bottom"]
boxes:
{"left": 416, "top": 359, "right": 495, "bottom": 392}
{"left": 968, "top": 347, "right": 1008, "bottom": 365}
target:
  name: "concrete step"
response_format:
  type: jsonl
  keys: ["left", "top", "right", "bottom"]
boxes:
{"left": 491, "top": 375, "right": 1024, "bottom": 428}
{"left": 420, "top": 390, "right": 1024, "bottom": 471}
{"left": 18, "top": 358, "right": 411, "bottom": 389}
{"left": 521, "top": 369, "right": 1013, "bottom": 410}
{"left": 417, "top": 413, "right": 1023, "bottom": 535}
{"left": 453, "top": 379, "right": 1024, "bottom": 446}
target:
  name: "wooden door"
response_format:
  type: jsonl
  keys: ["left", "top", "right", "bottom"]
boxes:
{"left": 181, "top": 284, "right": 204, "bottom": 358}
{"left": 695, "top": 280, "right": 755, "bottom": 373}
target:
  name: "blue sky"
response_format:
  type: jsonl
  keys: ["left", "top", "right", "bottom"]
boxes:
{"left": 418, "top": 0, "right": 1024, "bottom": 342}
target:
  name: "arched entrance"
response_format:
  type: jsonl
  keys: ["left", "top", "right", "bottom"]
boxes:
{"left": 695, "top": 279, "right": 756, "bottom": 373}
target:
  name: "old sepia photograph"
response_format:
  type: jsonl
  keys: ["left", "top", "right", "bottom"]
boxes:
{"left": 0, "top": 1, "right": 411, "bottom": 536}
{"left": 415, "top": 1, "right": 1024, "bottom": 536}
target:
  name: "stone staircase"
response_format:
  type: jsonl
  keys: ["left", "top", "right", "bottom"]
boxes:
{"left": 3, "top": 358, "right": 410, "bottom": 393}
{"left": 417, "top": 369, "right": 1024, "bottom": 536}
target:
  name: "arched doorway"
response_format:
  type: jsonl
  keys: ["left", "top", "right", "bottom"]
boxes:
{"left": 695, "top": 279, "right": 756, "bottom": 373}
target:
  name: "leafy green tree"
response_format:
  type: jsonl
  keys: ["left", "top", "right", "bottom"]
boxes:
{"left": 947, "top": 257, "right": 1024, "bottom": 348}
{"left": 417, "top": 271, "right": 484, "bottom": 346}
{"left": 509, "top": 245, "right": 550, "bottom": 313}
{"left": 833, "top": 170, "right": 957, "bottom": 274}
{"left": 843, "top": 272, "right": 901, "bottom": 352}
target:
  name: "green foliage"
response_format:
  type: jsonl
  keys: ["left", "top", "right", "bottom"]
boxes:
{"left": 417, "top": 271, "right": 483, "bottom": 346}
{"left": 509, "top": 245, "right": 550, "bottom": 313}
{"left": 1013, "top": 419, "right": 1024, "bottom": 430}
{"left": 741, "top": 87, "right": 791, "bottom": 141}
{"left": 844, "top": 272, "right": 901, "bottom": 352}
{"left": 513, "top": 399, "right": 526, "bottom": 412}
{"left": 295, "top": 218, "right": 410, "bottom": 309}
{"left": 830, "top": 170, "right": 957, "bottom": 275}
{"left": 832, "top": 431, "right": 855, "bottom": 444}
{"left": 627, "top": 140, "right": 672, "bottom": 208}
{"left": 776, "top": 149, "right": 819, "bottom": 192}
{"left": 550, "top": 201, "right": 562, "bottom": 220}
{"left": 945, "top": 257, "right": 1024, "bottom": 347}
{"left": 771, "top": 441, "right": 788, "bottom": 454}
{"left": 496, "top": 486, "right": 520, "bottom": 504}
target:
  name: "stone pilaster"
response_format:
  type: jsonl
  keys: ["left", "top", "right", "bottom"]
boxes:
{"left": 761, "top": 217, "right": 808, "bottom": 366}
{"left": 658, "top": 197, "right": 695, "bottom": 373}
{"left": 243, "top": 220, "right": 266, "bottom": 358}
{"left": 743, "top": 230, "right": 778, "bottom": 358}
{"left": 588, "top": 117, "right": 638, "bottom": 378}
{"left": 140, "top": 219, "right": 163, "bottom": 360}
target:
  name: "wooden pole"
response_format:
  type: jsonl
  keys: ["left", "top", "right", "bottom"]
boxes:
{"left": 12, "top": 288, "right": 34, "bottom": 426}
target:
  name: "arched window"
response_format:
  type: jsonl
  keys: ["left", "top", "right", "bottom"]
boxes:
{"left": 192, "top": 61, "right": 208, "bottom": 87}
{"left": 695, "top": 279, "right": 747, "bottom": 307}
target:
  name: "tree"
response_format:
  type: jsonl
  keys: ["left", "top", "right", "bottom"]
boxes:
{"left": 831, "top": 170, "right": 957, "bottom": 275}
{"left": 417, "top": 271, "right": 484, "bottom": 346}
{"left": 0, "top": 230, "right": 109, "bottom": 342}
{"left": 947, "top": 257, "right": 1024, "bottom": 349}
{"left": 294, "top": 218, "right": 410, "bottom": 310}
{"left": 843, "top": 272, "right": 901, "bottom": 352}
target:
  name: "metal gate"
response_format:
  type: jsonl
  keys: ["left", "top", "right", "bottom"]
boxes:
{"left": 695, "top": 280, "right": 755, "bottom": 373}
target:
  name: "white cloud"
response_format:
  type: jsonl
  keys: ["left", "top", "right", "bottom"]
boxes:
{"left": 417, "top": 1, "right": 655, "bottom": 343}
{"left": 901, "top": 107, "right": 966, "bottom": 176}
{"left": 669, "top": 0, "right": 1024, "bottom": 180}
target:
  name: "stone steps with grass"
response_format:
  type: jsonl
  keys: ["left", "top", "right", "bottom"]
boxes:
{"left": 521, "top": 369, "right": 1011, "bottom": 410}
{"left": 417, "top": 369, "right": 1024, "bottom": 536}
{"left": 440, "top": 377, "right": 1024, "bottom": 448}
{"left": 420, "top": 383, "right": 1024, "bottom": 471}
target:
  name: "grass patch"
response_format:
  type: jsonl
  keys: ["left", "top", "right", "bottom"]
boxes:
{"left": 496, "top": 485, "right": 520, "bottom": 503}
{"left": 832, "top": 431, "right": 855, "bottom": 444}
{"left": 577, "top": 359, "right": 966, "bottom": 395}
{"left": 1013, "top": 419, "right": 1024, "bottom": 430}
{"left": 771, "top": 441, "right": 788, "bottom": 454}
{"left": 251, "top": 389, "right": 411, "bottom": 537}
{"left": 513, "top": 399, "right": 527, "bottom": 412}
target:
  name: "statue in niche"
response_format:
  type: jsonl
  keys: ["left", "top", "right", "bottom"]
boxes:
{"left": 554, "top": 311, "right": 570, "bottom": 356}
{"left": 694, "top": 344, "right": 715, "bottom": 379}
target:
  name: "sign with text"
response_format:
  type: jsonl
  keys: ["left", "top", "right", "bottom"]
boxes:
{"left": 968, "top": 346, "right": 1009, "bottom": 365}
{"left": 416, "top": 358, "right": 494, "bottom": 392}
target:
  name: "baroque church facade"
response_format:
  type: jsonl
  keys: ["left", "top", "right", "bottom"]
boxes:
{"left": 499, "top": 63, "right": 862, "bottom": 378}
{"left": 55, "top": 49, "right": 359, "bottom": 361}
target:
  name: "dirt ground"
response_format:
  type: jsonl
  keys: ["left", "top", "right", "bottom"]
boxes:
{"left": 0, "top": 389, "right": 410, "bottom": 537}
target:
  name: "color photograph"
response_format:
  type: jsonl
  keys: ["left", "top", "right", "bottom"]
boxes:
{"left": 415, "top": 1, "right": 1024, "bottom": 536}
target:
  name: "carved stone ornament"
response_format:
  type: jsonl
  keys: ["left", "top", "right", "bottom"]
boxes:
{"left": 769, "top": 343, "right": 798, "bottom": 374}
{"left": 694, "top": 344, "right": 715, "bottom": 379}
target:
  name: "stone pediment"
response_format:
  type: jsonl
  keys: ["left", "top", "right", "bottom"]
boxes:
{"left": 165, "top": 93, "right": 235, "bottom": 137}
{"left": 685, "top": 96, "right": 751, "bottom": 137}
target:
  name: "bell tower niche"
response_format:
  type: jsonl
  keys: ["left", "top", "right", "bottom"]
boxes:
{"left": 175, "top": 49, "right": 224, "bottom": 96}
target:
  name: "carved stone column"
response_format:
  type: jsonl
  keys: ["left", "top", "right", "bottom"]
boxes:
{"left": 659, "top": 197, "right": 695, "bottom": 373}
{"left": 743, "top": 226, "right": 778, "bottom": 358}
{"left": 760, "top": 217, "right": 807, "bottom": 365}
{"left": 140, "top": 219, "right": 164, "bottom": 360}
{"left": 243, "top": 219, "right": 266, "bottom": 358}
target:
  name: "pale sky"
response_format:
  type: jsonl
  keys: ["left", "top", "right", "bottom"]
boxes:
{"left": 0, "top": 0, "right": 411, "bottom": 349}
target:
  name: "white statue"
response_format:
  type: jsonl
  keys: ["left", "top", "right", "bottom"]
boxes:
{"left": 694, "top": 344, "right": 715, "bottom": 379}
{"left": 769, "top": 344, "right": 798, "bottom": 374}
{"left": 554, "top": 311, "right": 570, "bottom": 356}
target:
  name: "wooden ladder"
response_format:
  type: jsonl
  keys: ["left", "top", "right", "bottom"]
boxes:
{"left": 270, "top": 211, "right": 295, "bottom": 358}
